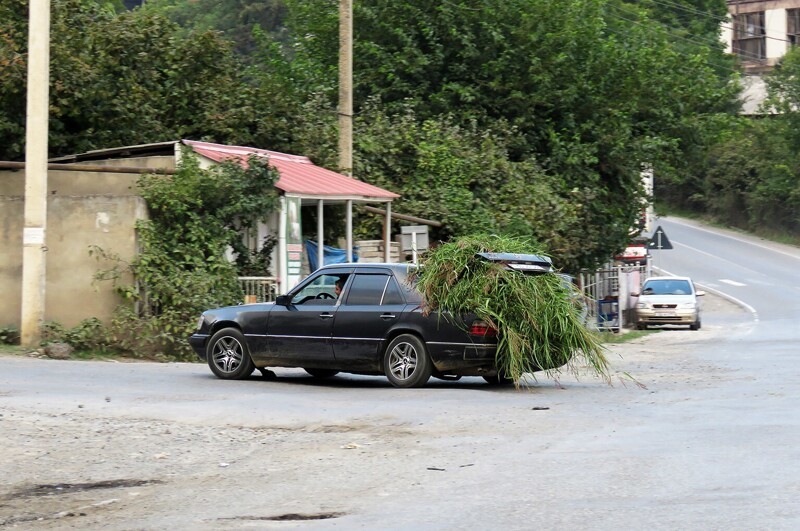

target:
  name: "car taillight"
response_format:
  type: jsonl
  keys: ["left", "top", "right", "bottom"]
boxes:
{"left": 470, "top": 320, "right": 497, "bottom": 337}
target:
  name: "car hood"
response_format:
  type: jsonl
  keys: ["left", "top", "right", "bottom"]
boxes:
{"left": 638, "top": 294, "right": 696, "bottom": 305}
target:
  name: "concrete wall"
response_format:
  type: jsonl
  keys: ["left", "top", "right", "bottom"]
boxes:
{"left": 0, "top": 156, "right": 174, "bottom": 328}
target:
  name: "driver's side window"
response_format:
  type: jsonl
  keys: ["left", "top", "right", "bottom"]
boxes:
{"left": 291, "top": 273, "right": 347, "bottom": 305}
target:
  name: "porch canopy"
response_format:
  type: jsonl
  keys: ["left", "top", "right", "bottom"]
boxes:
{"left": 182, "top": 140, "right": 400, "bottom": 291}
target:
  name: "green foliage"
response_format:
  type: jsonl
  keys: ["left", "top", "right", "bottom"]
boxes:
{"left": 133, "top": 0, "right": 741, "bottom": 268}
{"left": 353, "top": 103, "right": 599, "bottom": 270}
{"left": 42, "top": 319, "right": 107, "bottom": 351}
{"left": 662, "top": 47, "right": 800, "bottom": 235}
{"left": 95, "top": 153, "right": 280, "bottom": 359}
{"left": 0, "top": 0, "right": 255, "bottom": 160}
{"left": 0, "top": 325, "right": 20, "bottom": 345}
{"left": 1, "top": 0, "right": 750, "bottom": 269}
{"left": 142, "top": 0, "right": 289, "bottom": 56}
{"left": 415, "top": 234, "right": 609, "bottom": 384}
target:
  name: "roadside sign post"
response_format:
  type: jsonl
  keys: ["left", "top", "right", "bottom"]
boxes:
{"left": 400, "top": 225, "right": 429, "bottom": 265}
{"left": 646, "top": 225, "right": 673, "bottom": 271}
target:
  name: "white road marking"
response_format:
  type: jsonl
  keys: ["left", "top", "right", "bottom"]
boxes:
{"left": 653, "top": 266, "right": 759, "bottom": 323}
{"left": 663, "top": 217, "right": 800, "bottom": 261}
{"left": 719, "top": 279, "right": 746, "bottom": 287}
{"left": 672, "top": 240, "right": 767, "bottom": 278}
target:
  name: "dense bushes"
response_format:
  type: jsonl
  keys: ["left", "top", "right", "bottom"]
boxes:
{"left": 88, "top": 153, "right": 280, "bottom": 359}
{"left": 657, "top": 47, "right": 800, "bottom": 238}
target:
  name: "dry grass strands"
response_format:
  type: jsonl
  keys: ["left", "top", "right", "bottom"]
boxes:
{"left": 415, "top": 234, "right": 610, "bottom": 385}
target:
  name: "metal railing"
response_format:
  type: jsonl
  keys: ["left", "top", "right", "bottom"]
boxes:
{"left": 578, "top": 264, "right": 648, "bottom": 331}
{"left": 238, "top": 276, "right": 278, "bottom": 303}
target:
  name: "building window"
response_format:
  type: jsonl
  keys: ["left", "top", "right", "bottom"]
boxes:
{"left": 789, "top": 9, "right": 800, "bottom": 46}
{"left": 733, "top": 11, "right": 766, "bottom": 61}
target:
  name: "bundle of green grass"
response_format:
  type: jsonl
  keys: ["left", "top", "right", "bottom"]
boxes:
{"left": 414, "top": 234, "right": 610, "bottom": 385}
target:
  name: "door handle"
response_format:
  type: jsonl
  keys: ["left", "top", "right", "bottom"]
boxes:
{"left": 380, "top": 313, "right": 396, "bottom": 320}
{"left": 319, "top": 313, "right": 334, "bottom": 319}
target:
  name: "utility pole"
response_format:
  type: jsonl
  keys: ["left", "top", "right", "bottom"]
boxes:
{"left": 20, "top": 0, "right": 51, "bottom": 347}
{"left": 338, "top": 0, "right": 353, "bottom": 176}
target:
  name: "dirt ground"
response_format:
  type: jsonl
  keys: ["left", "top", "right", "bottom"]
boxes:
{"left": 0, "top": 292, "right": 749, "bottom": 529}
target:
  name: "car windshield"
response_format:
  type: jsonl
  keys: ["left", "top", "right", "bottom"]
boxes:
{"left": 642, "top": 279, "right": 692, "bottom": 295}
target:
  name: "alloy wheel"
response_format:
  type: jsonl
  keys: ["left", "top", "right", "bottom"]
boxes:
{"left": 388, "top": 342, "right": 418, "bottom": 381}
{"left": 212, "top": 336, "right": 245, "bottom": 374}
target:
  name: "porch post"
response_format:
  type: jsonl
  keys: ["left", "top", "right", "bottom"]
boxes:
{"left": 278, "top": 196, "right": 288, "bottom": 294}
{"left": 384, "top": 202, "right": 392, "bottom": 262}
{"left": 317, "top": 199, "right": 324, "bottom": 270}
{"left": 346, "top": 200, "right": 353, "bottom": 262}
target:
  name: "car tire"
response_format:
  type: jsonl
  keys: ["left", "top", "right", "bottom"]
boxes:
{"left": 383, "top": 334, "right": 432, "bottom": 388}
{"left": 636, "top": 323, "right": 647, "bottom": 330}
{"left": 304, "top": 368, "right": 339, "bottom": 378}
{"left": 207, "top": 327, "right": 255, "bottom": 380}
{"left": 690, "top": 320, "right": 701, "bottom": 331}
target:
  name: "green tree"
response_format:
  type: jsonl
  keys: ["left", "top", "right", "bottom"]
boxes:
{"left": 142, "top": 0, "right": 289, "bottom": 56}
{"left": 100, "top": 153, "right": 280, "bottom": 358}
{"left": 0, "top": 0, "right": 257, "bottom": 160}
{"left": 346, "top": 0, "right": 739, "bottom": 267}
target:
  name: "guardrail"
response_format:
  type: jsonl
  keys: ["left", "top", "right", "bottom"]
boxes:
{"left": 238, "top": 276, "right": 278, "bottom": 304}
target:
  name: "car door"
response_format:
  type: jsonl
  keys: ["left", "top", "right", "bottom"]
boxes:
{"left": 266, "top": 269, "right": 351, "bottom": 363}
{"left": 332, "top": 271, "right": 408, "bottom": 366}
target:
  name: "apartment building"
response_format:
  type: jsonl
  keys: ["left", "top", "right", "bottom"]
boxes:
{"left": 723, "top": 1, "right": 800, "bottom": 112}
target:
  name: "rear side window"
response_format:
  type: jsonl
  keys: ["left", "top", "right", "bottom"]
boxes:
{"left": 393, "top": 268, "right": 423, "bottom": 304}
{"left": 345, "top": 274, "right": 390, "bottom": 306}
{"left": 382, "top": 277, "right": 405, "bottom": 305}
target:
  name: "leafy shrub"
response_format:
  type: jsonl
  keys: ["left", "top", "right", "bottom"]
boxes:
{"left": 0, "top": 325, "right": 20, "bottom": 345}
{"left": 93, "top": 152, "right": 280, "bottom": 359}
{"left": 41, "top": 318, "right": 107, "bottom": 351}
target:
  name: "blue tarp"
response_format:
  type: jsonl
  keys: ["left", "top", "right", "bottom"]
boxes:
{"left": 305, "top": 240, "right": 358, "bottom": 270}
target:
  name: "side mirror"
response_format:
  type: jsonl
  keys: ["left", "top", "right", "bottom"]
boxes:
{"left": 631, "top": 292, "right": 640, "bottom": 297}
{"left": 696, "top": 290, "right": 706, "bottom": 296}
{"left": 275, "top": 294, "right": 291, "bottom": 306}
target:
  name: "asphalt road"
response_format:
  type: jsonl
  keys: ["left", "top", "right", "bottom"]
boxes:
{"left": 1, "top": 218, "right": 799, "bottom": 529}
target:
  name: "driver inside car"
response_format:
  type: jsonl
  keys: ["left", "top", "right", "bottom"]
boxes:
{"left": 334, "top": 278, "right": 345, "bottom": 298}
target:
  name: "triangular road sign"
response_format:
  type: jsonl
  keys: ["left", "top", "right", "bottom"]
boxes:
{"left": 647, "top": 226, "right": 673, "bottom": 250}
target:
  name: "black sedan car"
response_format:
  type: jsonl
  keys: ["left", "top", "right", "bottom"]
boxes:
{"left": 189, "top": 258, "right": 551, "bottom": 388}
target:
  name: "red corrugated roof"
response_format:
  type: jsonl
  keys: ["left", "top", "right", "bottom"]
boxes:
{"left": 182, "top": 140, "right": 399, "bottom": 200}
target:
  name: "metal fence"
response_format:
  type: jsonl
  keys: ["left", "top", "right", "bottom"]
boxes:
{"left": 238, "top": 276, "right": 278, "bottom": 303}
{"left": 578, "top": 263, "right": 649, "bottom": 331}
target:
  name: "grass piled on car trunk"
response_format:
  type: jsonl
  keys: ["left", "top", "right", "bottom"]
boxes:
{"left": 415, "top": 234, "right": 609, "bottom": 384}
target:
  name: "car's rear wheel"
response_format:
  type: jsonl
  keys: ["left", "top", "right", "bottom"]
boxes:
{"left": 383, "top": 334, "right": 432, "bottom": 388}
{"left": 207, "top": 327, "right": 255, "bottom": 380}
{"left": 304, "top": 368, "right": 339, "bottom": 378}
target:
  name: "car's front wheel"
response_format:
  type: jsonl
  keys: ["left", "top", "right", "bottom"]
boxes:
{"left": 383, "top": 334, "right": 432, "bottom": 388}
{"left": 207, "top": 327, "right": 255, "bottom": 380}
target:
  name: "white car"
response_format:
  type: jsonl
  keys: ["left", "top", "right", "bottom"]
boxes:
{"left": 634, "top": 276, "right": 704, "bottom": 330}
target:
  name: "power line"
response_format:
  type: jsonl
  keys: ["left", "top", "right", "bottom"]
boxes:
{"left": 642, "top": 0, "right": 794, "bottom": 45}
{"left": 644, "top": 0, "right": 729, "bottom": 24}
{"left": 608, "top": 3, "right": 768, "bottom": 64}
{"left": 603, "top": 7, "right": 755, "bottom": 72}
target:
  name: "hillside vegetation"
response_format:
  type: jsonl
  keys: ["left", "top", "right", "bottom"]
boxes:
{"left": 2, "top": 0, "right": 773, "bottom": 269}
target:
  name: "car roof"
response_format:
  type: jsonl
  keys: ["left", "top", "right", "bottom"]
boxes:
{"left": 317, "top": 262, "right": 418, "bottom": 273}
{"left": 644, "top": 276, "right": 693, "bottom": 281}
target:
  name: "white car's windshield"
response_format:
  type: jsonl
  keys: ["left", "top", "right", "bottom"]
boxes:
{"left": 642, "top": 279, "right": 691, "bottom": 295}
